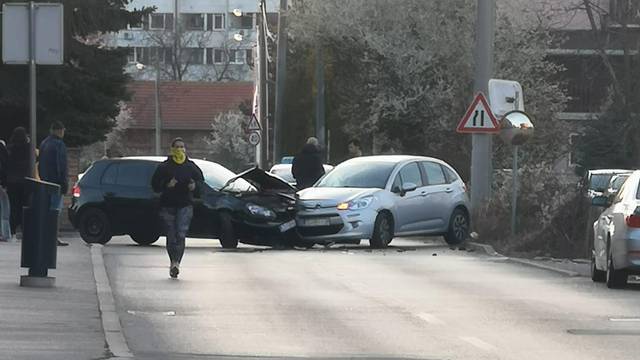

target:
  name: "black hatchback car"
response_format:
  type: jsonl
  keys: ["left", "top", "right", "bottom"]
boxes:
{"left": 69, "top": 157, "right": 299, "bottom": 248}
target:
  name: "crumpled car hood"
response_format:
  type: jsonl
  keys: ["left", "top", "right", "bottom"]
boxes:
{"left": 227, "top": 166, "right": 296, "bottom": 194}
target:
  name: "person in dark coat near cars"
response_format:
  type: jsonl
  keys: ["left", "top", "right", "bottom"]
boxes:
{"left": 6, "top": 127, "right": 31, "bottom": 240}
{"left": 292, "top": 137, "right": 325, "bottom": 189}
{"left": 151, "top": 137, "right": 204, "bottom": 279}
{"left": 38, "top": 121, "right": 69, "bottom": 246}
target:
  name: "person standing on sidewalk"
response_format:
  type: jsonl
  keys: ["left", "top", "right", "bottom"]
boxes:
{"left": 38, "top": 121, "right": 69, "bottom": 247}
{"left": 7, "top": 127, "right": 31, "bottom": 240}
{"left": 151, "top": 138, "right": 204, "bottom": 279}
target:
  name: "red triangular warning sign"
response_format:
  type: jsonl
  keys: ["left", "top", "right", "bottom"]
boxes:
{"left": 247, "top": 114, "right": 262, "bottom": 132}
{"left": 456, "top": 93, "right": 499, "bottom": 134}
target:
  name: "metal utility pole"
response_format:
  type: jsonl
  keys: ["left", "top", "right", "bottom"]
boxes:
{"left": 29, "top": 1, "right": 37, "bottom": 177}
{"left": 273, "top": 0, "right": 288, "bottom": 163}
{"left": 470, "top": 0, "right": 495, "bottom": 211}
{"left": 154, "top": 57, "right": 161, "bottom": 155}
{"left": 258, "top": 0, "right": 268, "bottom": 168}
{"left": 315, "top": 44, "right": 326, "bottom": 153}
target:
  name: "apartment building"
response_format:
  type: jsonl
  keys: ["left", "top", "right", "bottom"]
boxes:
{"left": 110, "top": 0, "right": 279, "bottom": 82}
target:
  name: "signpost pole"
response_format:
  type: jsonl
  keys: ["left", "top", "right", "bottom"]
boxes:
{"left": 29, "top": 1, "right": 37, "bottom": 177}
{"left": 471, "top": 0, "right": 495, "bottom": 211}
{"left": 511, "top": 145, "right": 518, "bottom": 236}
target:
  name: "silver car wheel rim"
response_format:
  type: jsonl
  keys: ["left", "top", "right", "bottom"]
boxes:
{"left": 453, "top": 214, "right": 468, "bottom": 241}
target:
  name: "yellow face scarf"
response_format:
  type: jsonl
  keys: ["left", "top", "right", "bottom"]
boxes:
{"left": 171, "top": 147, "right": 186, "bottom": 164}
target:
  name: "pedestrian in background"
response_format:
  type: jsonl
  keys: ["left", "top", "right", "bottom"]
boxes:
{"left": 151, "top": 137, "right": 204, "bottom": 279}
{"left": 38, "top": 121, "right": 69, "bottom": 247}
{"left": 347, "top": 138, "right": 363, "bottom": 159}
{"left": 7, "top": 127, "right": 31, "bottom": 240}
{"left": 292, "top": 137, "right": 325, "bottom": 189}
{"left": 0, "top": 140, "right": 10, "bottom": 241}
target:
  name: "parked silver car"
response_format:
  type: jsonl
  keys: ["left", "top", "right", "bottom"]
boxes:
{"left": 591, "top": 170, "right": 640, "bottom": 288}
{"left": 295, "top": 155, "right": 470, "bottom": 248}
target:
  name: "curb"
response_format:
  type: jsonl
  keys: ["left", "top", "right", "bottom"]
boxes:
{"left": 467, "top": 241, "right": 583, "bottom": 277}
{"left": 90, "top": 244, "right": 134, "bottom": 359}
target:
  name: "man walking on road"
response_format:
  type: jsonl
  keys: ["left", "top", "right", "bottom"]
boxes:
{"left": 151, "top": 138, "right": 204, "bottom": 279}
{"left": 292, "top": 137, "right": 325, "bottom": 190}
{"left": 38, "top": 121, "right": 69, "bottom": 247}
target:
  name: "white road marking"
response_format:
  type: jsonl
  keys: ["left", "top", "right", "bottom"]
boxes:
{"left": 460, "top": 336, "right": 498, "bottom": 352}
{"left": 610, "top": 318, "right": 640, "bottom": 322}
{"left": 416, "top": 313, "right": 445, "bottom": 325}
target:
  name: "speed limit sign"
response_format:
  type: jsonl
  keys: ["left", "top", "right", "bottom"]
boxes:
{"left": 248, "top": 131, "right": 261, "bottom": 146}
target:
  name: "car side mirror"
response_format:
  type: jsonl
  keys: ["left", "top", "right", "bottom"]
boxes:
{"left": 591, "top": 195, "right": 610, "bottom": 207}
{"left": 401, "top": 182, "right": 417, "bottom": 194}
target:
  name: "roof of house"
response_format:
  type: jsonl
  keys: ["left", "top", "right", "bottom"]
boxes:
{"left": 126, "top": 81, "right": 254, "bottom": 130}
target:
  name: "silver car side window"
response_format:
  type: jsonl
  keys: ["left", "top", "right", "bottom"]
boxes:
{"left": 421, "top": 162, "right": 447, "bottom": 186}
{"left": 615, "top": 181, "right": 628, "bottom": 203}
{"left": 399, "top": 163, "right": 423, "bottom": 187}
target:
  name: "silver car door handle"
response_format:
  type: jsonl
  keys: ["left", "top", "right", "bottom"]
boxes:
{"left": 420, "top": 191, "right": 429, "bottom": 197}
{"left": 445, "top": 188, "right": 453, "bottom": 193}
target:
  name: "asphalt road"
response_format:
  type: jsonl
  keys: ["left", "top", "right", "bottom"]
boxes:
{"left": 103, "top": 236, "right": 640, "bottom": 360}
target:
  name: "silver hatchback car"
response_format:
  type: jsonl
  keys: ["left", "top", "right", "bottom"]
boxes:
{"left": 296, "top": 156, "right": 470, "bottom": 248}
{"left": 591, "top": 170, "right": 640, "bottom": 288}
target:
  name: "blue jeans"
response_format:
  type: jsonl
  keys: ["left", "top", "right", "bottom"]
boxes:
{"left": 159, "top": 206, "right": 193, "bottom": 264}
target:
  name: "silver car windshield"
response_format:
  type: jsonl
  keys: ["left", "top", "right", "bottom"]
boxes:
{"left": 195, "top": 161, "right": 254, "bottom": 192}
{"left": 316, "top": 161, "right": 396, "bottom": 189}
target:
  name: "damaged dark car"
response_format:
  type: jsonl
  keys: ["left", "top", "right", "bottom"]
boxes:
{"left": 68, "top": 157, "right": 299, "bottom": 248}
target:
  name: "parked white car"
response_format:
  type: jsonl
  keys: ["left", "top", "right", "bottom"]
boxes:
{"left": 296, "top": 155, "right": 470, "bottom": 248}
{"left": 591, "top": 170, "right": 640, "bottom": 288}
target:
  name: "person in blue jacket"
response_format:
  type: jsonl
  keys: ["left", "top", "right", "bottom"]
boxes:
{"left": 38, "top": 121, "right": 69, "bottom": 246}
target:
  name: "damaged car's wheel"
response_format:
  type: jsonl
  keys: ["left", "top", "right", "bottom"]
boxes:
{"left": 218, "top": 212, "right": 238, "bottom": 249}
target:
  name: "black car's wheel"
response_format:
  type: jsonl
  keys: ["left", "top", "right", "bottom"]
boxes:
{"left": 130, "top": 232, "right": 160, "bottom": 246}
{"left": 218, "top": 212, "right": 238, "bottom": 249}
{"left": 369, "top": 212, "right": 393, "bottom": 249}
{"left": 444, "top": 208, "right": 469, "bottom": 245}
{"left": 606, "top": 247, "right": 627, "bottom": 289}
{"left": 79, "top": 208, "right": 111, "bottom": 244}
{"left": 591, "top": 252, "right": 606, "bottom": 283}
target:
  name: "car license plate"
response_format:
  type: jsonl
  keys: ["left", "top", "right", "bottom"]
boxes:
{"left": 302, "top": 218, "right": 331, "bottom": 227}
{"left": 279, "top": 220, "right": 296, "bottom": 232}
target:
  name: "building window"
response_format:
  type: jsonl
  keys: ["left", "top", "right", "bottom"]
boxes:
{"left": 135, "top": 47, "right": 149, "bottom": 64}
{"left": 129, "top": 15, "right": 144, "bottom": 30}
{"left": 245, "top": 49, "right": 253, "bottom": 65}
{"left": 150, "top": 14, "right": 165, "bottom": 29}
{"left": 126, "top": 48, "right": 135, "bottom": 63}
{"left": 228, "top": 50, "right": 243, "bottom": 64}
{"left": 185, "top": 48, "right": 204, "bottom": 65}
{"left": 183, "top": 14, "right": 205, "bottom": 30}
{"left": 239, "top": 14, "right": 253, "bottom": 29}
{"left": 206, "top": 13, "right": 225, "bottom": 30}
{"left": 214, "top": 49, "right": 224, "bottom": 64}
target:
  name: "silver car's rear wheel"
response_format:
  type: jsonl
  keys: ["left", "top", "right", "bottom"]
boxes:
{"left": 606, "top": 248, "right": 627, "bottom": 289}
{"left": 444, "top": 208, "right": 469, "bottom": 245}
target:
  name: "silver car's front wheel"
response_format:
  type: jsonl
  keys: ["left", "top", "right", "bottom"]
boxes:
{"left": 370, "top": 212, "right": 393, "bottom": 249}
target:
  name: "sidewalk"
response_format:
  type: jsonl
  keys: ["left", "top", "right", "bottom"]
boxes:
{"left": 0, "top": 232, "right": 108, "bottom": 360}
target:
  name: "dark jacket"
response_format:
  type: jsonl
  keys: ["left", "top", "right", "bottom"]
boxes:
{"left": 151, "top": 157, "right": 204, "bottom": 208}
{"left": 292, "top": 144, "right": 325, "bottom": 189}
{"left": 7, "top": 142, "right": 31, "bottom": 185}
{"left": 38, "top": 135, "right": 68, "bottom": 194}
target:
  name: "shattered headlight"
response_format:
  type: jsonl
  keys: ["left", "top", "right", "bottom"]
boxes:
{"left": 246, "top": 203, "right": 277, "bottom": 219}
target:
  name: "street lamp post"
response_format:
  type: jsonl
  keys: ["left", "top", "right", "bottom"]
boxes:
{"left": 136, "top": 61, "right": 161, "bottom": 155}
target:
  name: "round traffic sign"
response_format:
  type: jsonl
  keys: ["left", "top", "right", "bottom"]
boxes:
{"left": 248, "top": 131, "right": 261, "bottom": 146}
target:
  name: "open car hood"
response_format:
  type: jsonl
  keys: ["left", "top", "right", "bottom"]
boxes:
{"left": 227, "top": 166, "right": 296, "bottom": 193}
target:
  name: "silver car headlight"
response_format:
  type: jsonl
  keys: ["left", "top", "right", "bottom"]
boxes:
{"left": 337, "top": 196, "right": 373, "bottom": 211}
{"left": 246, "top": 203, "right": 276, "bottom": 219}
